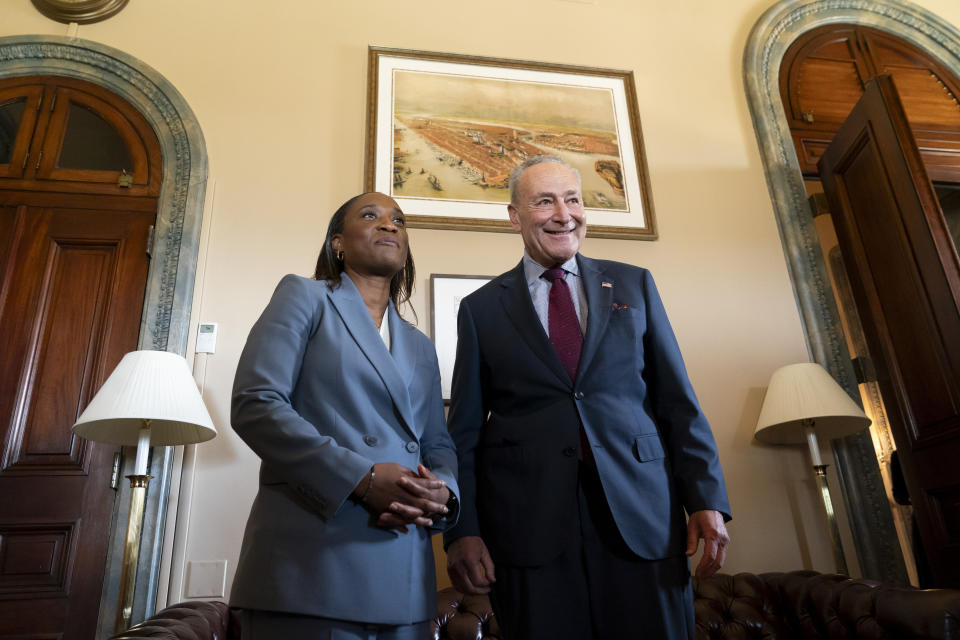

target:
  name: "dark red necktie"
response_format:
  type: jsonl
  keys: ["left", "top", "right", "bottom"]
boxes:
{"left": 543, "top": 267, "right": 593, "bottom": 463}
{"left": 542, "top": 267, "right": 583, "bottom": 381}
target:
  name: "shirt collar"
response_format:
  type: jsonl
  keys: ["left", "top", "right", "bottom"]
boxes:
{"left": 522, "top": 251, "right": 579, "bottom": 286}
{"left": 378, "top": 307, "right": 391, "bottom": 349}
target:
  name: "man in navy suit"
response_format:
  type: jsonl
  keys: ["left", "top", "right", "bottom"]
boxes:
{"left": 444, "top": 156, "right": 731, "bottom": 639}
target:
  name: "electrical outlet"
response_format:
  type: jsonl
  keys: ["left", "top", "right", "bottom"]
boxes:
{"left": 185, "top": 560, "right": 227, "bottom": 598}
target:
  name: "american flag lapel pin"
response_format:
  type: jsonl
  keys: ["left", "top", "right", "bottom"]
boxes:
{"left": 601, "top": 281, "right": 613, "bottom": 288}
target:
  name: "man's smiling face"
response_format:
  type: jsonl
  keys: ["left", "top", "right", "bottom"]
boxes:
{"left": 507, "top": 161, "right": 586, "bottom": 267}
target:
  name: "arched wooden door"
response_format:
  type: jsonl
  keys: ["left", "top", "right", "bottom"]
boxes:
{"left": 780, "top": 25, "right": 960, "bottom": 586}
{"left": 0, "top": 75, "right": 160, "bottom": 639}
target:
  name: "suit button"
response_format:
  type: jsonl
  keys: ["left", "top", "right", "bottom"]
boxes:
{"left": 406, "top": 441, "right": 419, "bottom": 453}
{"left": 363, "top": 435, "right": 378, "bottom": 447}
{"left": 574, "top": 391, "right": 584, "bottom": 400}
{"left": 563, "top": 447, "right": 576, "bottom": 457}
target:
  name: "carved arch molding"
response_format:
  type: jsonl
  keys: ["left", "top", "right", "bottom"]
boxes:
{"left": 0, "top": 35, "right": 208, "bottom": 629}
{"left": 744, "top": 0, "right": 960, "bottom": 583}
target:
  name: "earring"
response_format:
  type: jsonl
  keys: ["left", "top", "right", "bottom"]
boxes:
{"left": 337, "top": 250, "right": 344, "bottom": 261}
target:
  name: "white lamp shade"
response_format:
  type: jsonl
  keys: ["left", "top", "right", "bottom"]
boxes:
{"left": 72, "top": 350, "right": 216, "bottom": 446}
{"left": 755, "top": 363, "right": 871, "bottom": 445}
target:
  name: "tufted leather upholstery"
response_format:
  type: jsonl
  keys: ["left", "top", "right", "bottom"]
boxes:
{"left": 109, "top": 600, "right": 239, "bottom": 640}
{"left": 111, "top": 571, "right": 960, "bottom": 639}
{"left": 432, "top": 587, "right": 500, "bottom": 639}
{"left": 695, "top": 571, "right": 960, "bottom": 640}
{"left": 429, "top": 571, "right": 960, "bottom": 640}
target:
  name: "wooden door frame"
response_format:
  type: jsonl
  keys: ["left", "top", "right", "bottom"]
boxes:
{"left": 744, "top": 0, "right": 960, "bottom": 583}
{"left": 0, "top": 36, "right": 208, "bottom": 634}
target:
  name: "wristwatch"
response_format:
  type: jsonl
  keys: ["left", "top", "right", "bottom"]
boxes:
{"left": 444, "top": 488, "right": 459, "bottom": 519}
{"left": 433, "top": 488, "right": 459, "bottom": 524}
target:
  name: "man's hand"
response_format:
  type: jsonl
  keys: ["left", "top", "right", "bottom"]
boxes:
{"left": 686, "top": 509, "right": 729, "bottom": 577}
{"left": 447, "top": 536, "right": 496, "bottom": 595}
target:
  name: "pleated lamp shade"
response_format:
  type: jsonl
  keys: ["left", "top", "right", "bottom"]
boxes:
{"left": 72, "top": 350, "right": 216, "bottom": 446}
{"left": 755, "top": 363, "right": 871, "bottom": 445}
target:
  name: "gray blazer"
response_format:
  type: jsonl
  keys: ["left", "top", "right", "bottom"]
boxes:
{"left": 229, "top": 273, "right": 459, "bottom": 625}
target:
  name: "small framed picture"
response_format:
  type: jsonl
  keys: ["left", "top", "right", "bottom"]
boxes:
{"left": 429, "top": 274, "right": 493, "bottom": 401}
{"left": 366, "top": 46, "right": 657, "bottom": 239}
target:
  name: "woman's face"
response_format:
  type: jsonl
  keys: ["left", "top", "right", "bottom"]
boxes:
{"left": 332, "top": 192, "right": 409, "bottom": 279}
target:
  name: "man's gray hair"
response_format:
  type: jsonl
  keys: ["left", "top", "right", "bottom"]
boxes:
{"left": 508, "top": 155, "right": 582, "bottom": 204}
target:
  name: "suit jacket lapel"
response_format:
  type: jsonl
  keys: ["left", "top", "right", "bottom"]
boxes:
{"left": 577, "top": 255, "right": 613, "bottom": 384}
{"left": 499, "top": 261, "right": 570, "bottom": 387}
{"left": 386, "top": 302, "right": 421, "bottom": 436}
{"left": 327, "top": 274, "right": 417, "bottom": 437}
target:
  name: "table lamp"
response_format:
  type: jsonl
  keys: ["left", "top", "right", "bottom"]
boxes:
{"left": 755, "top": 362, "right": 871, "bottom": 575}
{"left": 72, "top": 350, "right": 216, "bottom": 632}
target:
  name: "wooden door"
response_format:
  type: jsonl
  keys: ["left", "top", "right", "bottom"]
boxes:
{"left": 0, "top": 76, "right": 160, "bottom": 638}
{"left": 819, "top": 75, "right": 960, "bottom": 587}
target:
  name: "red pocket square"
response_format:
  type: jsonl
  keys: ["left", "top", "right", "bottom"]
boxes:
{"left": 612, "top": 302, "right": 629, "bottom": 310}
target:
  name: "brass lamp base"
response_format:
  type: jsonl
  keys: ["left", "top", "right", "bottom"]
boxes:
{"left": 813, "top": 464, "right": 848, "bottom": 575}
{"left": 114, "top": 474, "right": 153, "bottom": 633}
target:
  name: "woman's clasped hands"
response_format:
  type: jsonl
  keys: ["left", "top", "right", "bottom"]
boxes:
{"left": 354, "top": 463, "right": 450, "bottom": 532}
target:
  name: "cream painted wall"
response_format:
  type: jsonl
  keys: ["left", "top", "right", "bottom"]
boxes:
{"left": 6, "top": 0, "right": 960, "bottom": 605}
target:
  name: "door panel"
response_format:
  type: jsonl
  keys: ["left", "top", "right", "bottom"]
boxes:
{"left": 819, "top": 75, "right": 960, "bottom": 586}
{"left": 0, "top": 203, "right": 154, "bottom": 638}
{"left": 7, "top": 235, "right": 118, "bottom": 469}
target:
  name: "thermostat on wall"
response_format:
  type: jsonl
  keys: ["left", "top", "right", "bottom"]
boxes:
{"left": 196, "top": 322, "right": 218, "bottom": 354}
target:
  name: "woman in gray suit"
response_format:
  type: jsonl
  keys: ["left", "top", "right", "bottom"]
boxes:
{"left": 230, "top": 192, "right": 460, "bottom": 639}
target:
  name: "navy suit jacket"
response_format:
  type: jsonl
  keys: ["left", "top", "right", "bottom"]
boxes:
{"left": 444, "top": 255, "right": 730, "bottom": 567}
{"left": 230, "top": 274, "right": 459, "bottom": 624}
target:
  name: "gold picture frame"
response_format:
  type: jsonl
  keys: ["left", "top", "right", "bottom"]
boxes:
{"left": 365, "top": 47, "right": 658, "bottom": 240}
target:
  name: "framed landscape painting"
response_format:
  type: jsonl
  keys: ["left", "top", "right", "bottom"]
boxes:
{"left": 366, "top": 47, "right": 657, "bottom": 240}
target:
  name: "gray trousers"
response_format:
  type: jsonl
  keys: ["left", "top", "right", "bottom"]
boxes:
{"left": 239, "top": 610, "right": 431, "bottom": 640}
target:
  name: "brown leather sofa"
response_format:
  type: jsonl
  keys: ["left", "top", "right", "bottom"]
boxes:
{"left": 111, "top": 570, "right": 960, "bottom": 639}
{"left": 109, "top": 599, "right": 241, "bottom": 640}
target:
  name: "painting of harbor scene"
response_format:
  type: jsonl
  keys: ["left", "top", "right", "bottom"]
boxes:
{"left": 392, "top": 71, "right": 627, "bottom": 211}
{"left": 367, "top": 48, "right": 657, "bottom": 239}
